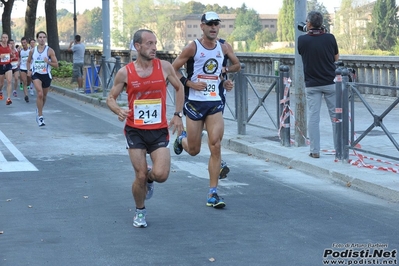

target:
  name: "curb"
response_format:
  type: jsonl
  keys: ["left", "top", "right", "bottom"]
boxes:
{"left": 221, "top": 134, "right": 399, "bottom": 202}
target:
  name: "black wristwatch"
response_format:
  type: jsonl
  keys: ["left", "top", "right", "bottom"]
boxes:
{"left": 174, "top": 111, "right": 183, "bottom": 118}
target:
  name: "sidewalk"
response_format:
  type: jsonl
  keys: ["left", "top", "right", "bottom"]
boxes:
{"left": 50, "top": 85, "right": 399, "bottom": 202}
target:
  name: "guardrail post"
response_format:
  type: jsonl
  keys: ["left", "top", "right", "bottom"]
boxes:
{"left": 335, "top": 66, "right": 343, "bottom": 161}
{"left": 342, "top": 68, "right": 350, "bottom": 162}
{"left": 235, "top": 63, "right": 247, "bottom": 135}
{"left": 279, "top": 65, "right": 290, "bottom": 147}
{"left": 101, "top": 56, "right": 107, "bottom": 98}
{"left": 90, "top": 54, "right": 95, "bottom": 93}
{"left": 115, "top": 57, "right": 121, "bottom": 100}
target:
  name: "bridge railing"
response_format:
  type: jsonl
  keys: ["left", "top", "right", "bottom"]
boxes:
{"left": 89, "top": 53, "right": 398, "bottom": 161}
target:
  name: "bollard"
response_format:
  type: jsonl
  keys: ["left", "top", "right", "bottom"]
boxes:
{"left": 341, "top": 68, "right": 350, "bottom": 162}
{"left": 279, "top": 65, "right": 290, "bottom": 147}
{"left": 235, "top": 63, "right": 247, "bottom": 135}
{"left": 335, "top": 67, "right": 343, "bottom": 160}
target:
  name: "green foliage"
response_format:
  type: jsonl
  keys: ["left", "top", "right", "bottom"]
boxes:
{"left": 277, "top": 0, "right": 295, "bottom": 42}
{"left": 52, "top": 61, "right": 73, "bottom": 78}
{"left": 254, "top": 29, "right": 276, "bottom": 49}
{"left": 228, "top": 4, "right": 262, "bottom": 51}
{"left": 307, "top": 0, "right": 331, "bottom": 32}
{"left": 367, "top": 0, "right": 399, "bottom": 51}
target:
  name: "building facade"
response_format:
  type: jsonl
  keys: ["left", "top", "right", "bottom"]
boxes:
{"left": 167, "top": 13, "right": 278, "bottom": 51}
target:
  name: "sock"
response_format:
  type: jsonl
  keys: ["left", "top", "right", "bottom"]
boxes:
{"left": 136, "top": 207, "right": 145, "bottom": 210}
{"left": 209, "top": 187, "right": 217, "bottom": 195}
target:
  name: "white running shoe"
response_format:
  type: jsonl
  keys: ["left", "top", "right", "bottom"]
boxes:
{"left": 133, "top": 209, "right": 147, "bottom": 228}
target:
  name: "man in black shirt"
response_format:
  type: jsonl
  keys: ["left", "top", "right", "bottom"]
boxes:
{"left": 298, "top": 11, "right": 339, "bottom": 158}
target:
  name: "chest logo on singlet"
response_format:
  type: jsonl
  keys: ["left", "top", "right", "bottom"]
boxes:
{"left": 203, "top": 58, "right": 219, "bottom": 75}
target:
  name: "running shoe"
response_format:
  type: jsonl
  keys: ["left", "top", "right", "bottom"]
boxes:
{"left": 206, "top": 193, "right": 226, "bottom": 209}
{"left": 133, "top": 209, "right": 147, "bottom": 228}
{"left": 6, "top": 98, "right": 12, "bottom": 105}
{"left": 13, "top": 90, "right": 17, "bottom": 97}
{"left": 219, "top": 160, "right": 230, "bottom": 179}
{"left": 37, "top": 116, "right": 45, "bottom": 127}
{"left": 173, "top": 130, "right": 186, "bottom": 155}
{"left": 29, "top": 88, "right": 34, "bottom": 96}
{"left": 25, "top": 95, "right": 29, "bottom": 103}
{"left": 146, "top": 167, "right": 154, "bottom": 200}
{"left": 0, "top": 91, "right": 3, "bottom": 100}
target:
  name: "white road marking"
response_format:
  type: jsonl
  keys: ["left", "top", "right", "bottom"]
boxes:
{"left": 0, "top": 130, "right": 38, "bottom": 172}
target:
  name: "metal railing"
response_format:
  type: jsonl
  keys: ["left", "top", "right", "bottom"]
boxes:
{"left": 93, "top": 55, "right": 399, "bottom": 161}
{"left": 335, "top": 68, "right": 399, "bottom": 162}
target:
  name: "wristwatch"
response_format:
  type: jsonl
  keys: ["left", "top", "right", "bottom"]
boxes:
{"left": 174, "top": 111, "right": 183, "bottom": 118}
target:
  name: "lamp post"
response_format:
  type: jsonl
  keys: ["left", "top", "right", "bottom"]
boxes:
{"left": 73, "top": 0, "right": 77, "bottom": 37}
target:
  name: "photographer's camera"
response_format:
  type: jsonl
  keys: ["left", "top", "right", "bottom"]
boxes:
{"left": 297, "top": 22, "right": 308, "bottom": 32}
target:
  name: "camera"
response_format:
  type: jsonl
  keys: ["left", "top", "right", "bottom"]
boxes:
{"left": 297, "top": 22, "right": 308, "bottom": 32}
{"left": 297, "top": 22, "right": 328, "bottom": 33}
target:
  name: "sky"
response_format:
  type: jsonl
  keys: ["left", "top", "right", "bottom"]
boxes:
{"left": 9, "top": 0, "right": 382, "bottom": 18}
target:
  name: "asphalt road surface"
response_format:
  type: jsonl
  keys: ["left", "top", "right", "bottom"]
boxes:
{"left": 1, "top": 92, "right": 398, "bottom": 266}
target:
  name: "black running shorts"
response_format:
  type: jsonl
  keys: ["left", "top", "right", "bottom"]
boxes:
{"left": 124, "top": 125, "right": 169, "bottom": 153}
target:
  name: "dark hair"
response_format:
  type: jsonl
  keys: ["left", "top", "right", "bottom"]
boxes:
{"left": 133, "top": 29, "right": 154, "bottom": 45}
{"left": 307, "top": 11, "right": 323, "bottom": 29}
{"left": 75, "top": 35, "right": 81, "bottom": 42}
{"left": 21, "top": 37, "right": 27, "bottom": 42}
{"left": 36, "top": 31, "right": 47, "bottom": 38}
{"left": 29, "top": 38, "right": 36, "bottom": 43}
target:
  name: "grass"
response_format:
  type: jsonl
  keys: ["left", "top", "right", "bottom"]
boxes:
{"left": 52, "top": 77, "right": 75, "bottom": 90}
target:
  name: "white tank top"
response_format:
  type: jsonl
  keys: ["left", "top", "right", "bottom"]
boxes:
{"left": 187, "top": 39, "right": 224, "bottom": 101}
{"left": 19, "top": 48, "right": 30, "bottom": 70}
{"left": 31, "top": 46, "right": 52, "bottom": 78}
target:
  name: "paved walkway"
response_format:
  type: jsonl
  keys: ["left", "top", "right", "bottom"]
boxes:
{"left": 51, "top": 85, "right": 399, "bottom": 202}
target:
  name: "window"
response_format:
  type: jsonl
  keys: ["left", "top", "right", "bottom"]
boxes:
{"left": 188, "top": 25, "right": 192, "bottom": 28}
{"left": 221, "top": 25, "right": 225, "bottom": 28}
{"left": 229, "top": 25, "right": 233, "bottom": 28}
{"left": 193, "top": 25, "right": 198, "bottom": 28}
{"left": 265, "top": 25, "right": 269, "bottom": 28}
{"left": 193, "top": 34, "right": 197, "bottom": 37}
{"left": 270, "top": 25, "right": 275, "bottom": 28}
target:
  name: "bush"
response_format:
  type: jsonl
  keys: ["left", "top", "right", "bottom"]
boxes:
{"left": 52, "top": 60, "right": 73, "bottom": 77}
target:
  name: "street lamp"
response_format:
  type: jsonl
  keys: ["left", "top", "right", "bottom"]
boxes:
{"left": 73, "top": 0, "right": 77, "bottom": 37}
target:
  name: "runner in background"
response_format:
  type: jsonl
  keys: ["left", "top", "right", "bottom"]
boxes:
{"left": 19, "top": 37, "right": 31, "bottom": 102}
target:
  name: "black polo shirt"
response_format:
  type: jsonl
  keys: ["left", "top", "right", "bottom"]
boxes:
{"left": 298, "top": 31, "right": 339, "bottom": 87}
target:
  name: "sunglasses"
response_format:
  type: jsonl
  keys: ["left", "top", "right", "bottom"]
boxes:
{"left": 204, "top": 21, "right": 220, "bottom": 26}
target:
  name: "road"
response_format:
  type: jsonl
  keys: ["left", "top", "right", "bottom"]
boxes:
{"left": 0, "top": 92, "right": 398, "bottom": 266}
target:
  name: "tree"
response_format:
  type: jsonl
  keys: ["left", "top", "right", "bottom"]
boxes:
{"left": 1, "top": 0, "right": 15, "bottom": 37}
{"left": 367, "top": 0, "right": 399, "bottom": 51}
{"left": 111, "top": 0, "right": 179, "bottom": 50}
{"left": 277, "top": 0, "right": 295, "bottom": 42}
{"left": 45, "top": 0, "right": 60, "bottom": 59}
{"left": 255, "top": 29, "right": 276, "bottom": 49}
{"left": 24, "top": 0, "right": 39, "bottom": 40}
{"left": 84, "top": 8, "right": 102, "bottom": 42}
{"left": 307, "top": 0, "right": 331, "bottom": 32}
{"left": 335, "top": 0, "right": 370, "bottom": 53}
{"left": 228, "top": 4, "right": 262, "bottom": 51}
{"left": 58, "top": 10, "right": 74, "bottom": 41}
{"left": 181, "top": 1, "right": 206, "bottom": 14}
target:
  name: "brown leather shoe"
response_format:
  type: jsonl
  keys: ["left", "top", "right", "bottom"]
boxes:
{"left": 309, "top": 153, "right": 320, "bottom": 158}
